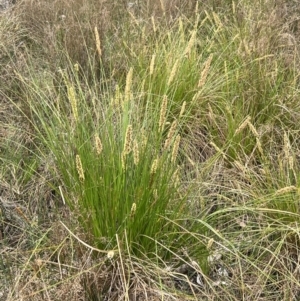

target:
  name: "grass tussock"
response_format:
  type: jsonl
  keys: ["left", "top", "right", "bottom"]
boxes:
{"left": 1, "top": 0, "right": 300, "bottom": 300}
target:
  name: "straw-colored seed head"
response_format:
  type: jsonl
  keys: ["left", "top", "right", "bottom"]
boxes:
{"left": 256, "top": 137, "right": 264, "bottom": 156}
{"left": 94, "top": 26, "right": 102, "bottom": 58}
{"left": 235, "top": 116, "right": 251, "bottom": 135}
{"left": 149, "top": 54, "right": 156, "bottom": 76}
{"left": 198, "top": 54, "right": 213, "bottom": 88}
{"left": 130, "top": 203, "right": 136, "bottom": 218}
{"left": 213, "top": 12, "right": 223, "bottom": 28}
{"left": 113, "top": 84, "right": 123, "bottom": 110}
{"left": 95, "top": 134, "right": 103, "bottom": 155}
{"left": 184, "top": 30, "right": 197, "bottom": 57}
{"left": 207, "top": 238, "right": 214, "bottom": 250}
{"left": 275, "top": 185, "right": 297, "bottom": 195}
{"left": 179, "top": 101, "right": 186, "bottom": 118}
{"left": 164, "top": 120, "right": 177, "bottom": 150}
{"left": 234, "top": 160, "right": 247, "bottom": 174}
{"left": 151, "top": 16, "right": 156, "bottom": 32}
{"left": 123, "top": 125, "right": 133, "bottom": 155}
{"left": 167, "top": 59, "right": 179, "bottom": 87}
{"left": 151, "top": 158, "right": 158, "bottom": 174}
{"left": 159, "top": 95, "right": 168, "bottom": 132}
{"left": 172, "top": 166, "right": 180, "bottom": 187}
{"left": 74, "top": 63, "right": 79, "bottom": 72}
{"left": 248, "top": 121, "right": 259, "bottom": 138}
{"left": 153, "top": 189, "right": 158, "bottom": 200}
{"left": 171, "top": 135, "right": 181, "bottom": 163}
{"left": 110, "top": 96, "right": 118, "bottom": 110}
{"left": 125, "top": 68, "right": 133, "bottom": 103}
{"left": 133, "top": 139, "right": 140, "bottom": 165}
{"left": 76, "top": 154, "right": 84, "bottom": 183}
{"left": 121, "top": 125, "right": 133, "bottom": 170}
{"left": 192, "top": 91, "right": 201, "bottom": 102}
{"left": 195, "top": 1, "right": 199, "bottom": 14}
{"left": 67, "top": 85, "right": 78, "bottom": 122}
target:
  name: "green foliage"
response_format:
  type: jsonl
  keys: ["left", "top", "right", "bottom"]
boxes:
{"left": 17, "top": 61, "right": 192, "bottom": 257}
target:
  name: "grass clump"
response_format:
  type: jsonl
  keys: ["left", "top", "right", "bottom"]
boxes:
{"left": 14, "top": 60, "right": 192, "bottom": 259}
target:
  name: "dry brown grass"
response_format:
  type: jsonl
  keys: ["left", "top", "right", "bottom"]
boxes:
{"left": 13, "top": 0, "right": 110, "bottom": 80}
{"left": 12, "top": 0, "right": 197, "bottom": 77}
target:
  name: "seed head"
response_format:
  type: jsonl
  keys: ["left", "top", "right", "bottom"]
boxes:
{"left": 159, "top": 95, "right": 168, "bottom": 132}
{"left": 195, "top": 1, "right": 199, "bottom": 14}
{"left": 133, "top": 139, "right": 139, "bottom": 165}
{"left": 167, "top": 59, "right": 179, "bottom": 87}
{"left": 198, "top": 54, "right": 213, "bottom": 88}
{"left": 125, "top": 68, "right": 133, "bottom": 103}
{"left": 67, "top": 85, "right": 78, "bottom": 122}
{"left": 95, "top": 134, "right": 103, "bottom": 155}
{"left": 207, "top": 238, "right": 214, "bottom": 250}
{"left": 275, "top": 186, "right": 297, "bottom": 195}
{"left": 172, "top": 166, "right": 180, "bottom": 187}
{"left": 179, "top": 101, "right": 186, "bottom": 118}
{"left": 151, "top": 158, "right": 158, "bottom": 174}
{"left": 150, "top": 54, "right": 156, "bottom": 76}
{"left": 248, "top": 121, "right": 259, "bottom": 138}
{"left": 256, "top": 137, "right": 264, "bottom": 156}
{"left": 123, "top": 125, "right": 133, "bottom": 155}
{"left": 171, "top": 135, "right": 181, "bottom": 163}
{"left": 184, "top": 30, "right": 197, "bottom": 57}
{"left": 94, "top": 26, "right": 102, "bottom": 57}
{"left": 213, "top": 12, "right": 223, "bottom": 28}
{"left": 74, "top": 63, "right": 79, "bottom": 72}
{"left": 113, "top": 84, "right": 123, "bottom": 110}
{"left": 130, "top": 203, "right": 136, "bottom": 218}
{"left": 121, "top": 125, "right": 133, "bottom": 169}
{"left": 164, "top": 120, "right": 177, "bottom": 150}
{"left": 192, "top": 91, "right": 201, "bottom": 102}
{"left": 235, "top": 116, "right": 251, "bottom": 135}
{"left": 76, "top": 155, "right": 84, "bottom": 183}
{"left": 234, "top": 160, "right": 246, "bottom": 172}
{"left": 151, "top": 16, "right": 156, "bottom": 32}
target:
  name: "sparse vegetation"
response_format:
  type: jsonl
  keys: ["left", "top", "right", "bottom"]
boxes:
{"left": 1, "top": 1, "right": 300, "bottom": 300}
